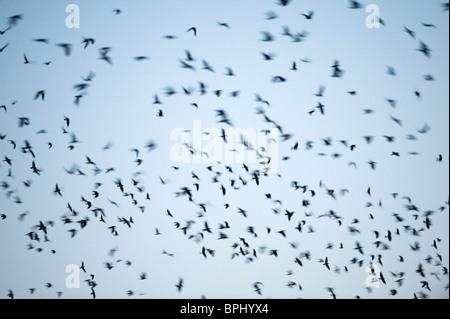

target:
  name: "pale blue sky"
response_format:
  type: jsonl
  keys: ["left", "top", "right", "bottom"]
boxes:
{"left": 0, "top": 0, "right": 448, "bottom": 299}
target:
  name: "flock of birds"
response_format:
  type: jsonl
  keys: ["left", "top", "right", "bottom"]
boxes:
{"left": 0, "top": 0, "right": 449, "bottom": 299}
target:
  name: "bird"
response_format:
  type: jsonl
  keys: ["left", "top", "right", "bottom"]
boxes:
{"left": 417, "top": 41, "right": 432, "bottom": 58}
{"left": 175, "top": 278, "right": 184, "bottom": 292}
{"left": 56, "top": 43, "right": 73, "bottom": 56}
{"left": 261, "top": 52, "right": 275, "bottom": 61}
{"left": 134, "top": 56, "right": 149, "bottom": 61}
{"left": 403, "top": 26, "right": 416, "bottom": 38}
{"left": 8, "top": 14, "right": 23, "bottom": 27}
{"left": 301, "top": 11, "right": 315, "bottom": 20}
{"left": 386, "top": 66, "right": 397, "bottom": 76}
{"left": 139, "top": 272, "right": 147, "bottom": 280}
{"left": 261, "top": 31, "right": 275, "bottom": 42}
{"left": 277, "top": 0, "right": 291, "bottom": 6}
{"left": 34, "top": 90, "right": 45, "bottom": 101}
{"left": 81, "top": 37, "right": 95, "bottom": 49}
{"left": 421, "top": 22, "right": 436, "bottom": 28}
{"left": 187, "top": 27, "right": 197, "bottom": 36}
{"left": 326, "top": 287, "right": 336, "bottom": 299}
{"left": 23, "top": 54, "right": 31, "bottom": 64}
{"left": 0, "top": 26, "right": 10, "bottom": 35}
{"left": 348, "top": 1, "right": 363, "bottom": 9}
{"left": 0, "top": 43, "right": 9, "bottom": 53}
{"left": 264, "top": 11, "right": 278, "bottom": 20}
{"left": 217, "top": 21, "right": 230, "bottom": 29}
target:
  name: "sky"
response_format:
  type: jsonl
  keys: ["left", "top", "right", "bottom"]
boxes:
{"left": 0, "top": 0, "right": 448, "bottom": 299}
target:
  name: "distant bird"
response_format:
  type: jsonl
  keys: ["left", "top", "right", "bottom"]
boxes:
{"left": 348, "top": 1, "right": 363, "bottom": 9}
{"left": 81, "top": 37, "right": 95, "bottom": 49}
{"left": 134, "top": 56, "right": 149, "bottom": 61}
{"left": 187, "top": 27, "right": 197, "bottom": 36}
{"left": 0, "top": 27, "right": 10, "bottom": 35}
{"left": 217, "top": 21, "right": 230, "bottom": 29}
{"left": 23, "top": 54, "right": 30, "bottom": 64}
{"left": 56, "top": 43, "right": 72, "bottom": 56}
{"left": 0, "top": 43, "right": 9, "bottom": 53}
{"left": 261, "top": 52, "right": 275, "bottom": 61}
{"left": 261, "top": 31, "right": 275, "bottom": 42}
{"left": 301, "top": 11, "right": 314, "bottom": 19}
{"left": 139, "top": 272, "right": 147, "bottom": 280}
{"left": 386, "top": 66, "right": 397, "bottom": 76}
{"left": 326, "top": 287, "right": 336, "bottom": 299}
{"left": 175, "top": 278, "right": 184, "bottom": 292}
{"left": 421, "top": 22, "right": 436, "bottom": 28}
{"left": 367, "top": 160, "right": 377, "bottom": 170}
{"left": 34, "top": 90, "right": 46, "bottom": 101}
{"left": 264, "top": 11, "right": 278, "bottom": 20}
{"left": 290, "top": 61, "right": 297, "bottom": 71}
{"left": 403, "top": 26, "right": 416, "bottom": 39}
{"left": 8, "top": 14, "right": 23, "bottom": 27}
{"left": 417, "top": 41, "right": 432, "bottom": 58}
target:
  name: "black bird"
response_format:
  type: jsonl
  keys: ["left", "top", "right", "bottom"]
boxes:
{"left": 175, "top": 278, "right": 184, "bottom": 292}
{"left": 301, "top": 11, "right": 314, "bottom": 19}
{"left": 290, "top": 61, "right": 297, "bottom": 71}
{"left": 80, "top": 262, "right": 86, "bottom": 273}
{"left": 134, "top": 56, "right": 149, "bottom": 61}
{"left": 421, "top": 22, "right": 436, "bottom": 28}
{"left": 323, "top": 257, "right": 330, "bottom": 270}
{"left": 316, "top": 102, "right": 325, "bottom": 115}
{"left": 23, "top": 54, "right": 30, "bottom": 64}
{"left": 261, "top": 52, "right": 275, "bottom": 61}
{"left": 0, "top": 43, "right": 9, "bottom": 53}
{"left": 416, "top": 263, "right": 425, "bottom": 277}
{"left": 34, "top": 90, "right": 45, "bottom": 101}
{"left": 187, "top": 27, "right": 197, "bottom": 36}
{"left": 348, "top": 1, "right": 363, "bottom": 9}
{"left": 81, "top": 37, "right": 95, "bottom": 49}
{"left": 184, "top": 50, "right": 195, "bottom": 62}
{"left": 315, "top": 85, "right": 326, "bottom": 97}
{"left": 0, "top": 26, "right": 10, "bottom": 35}
{"left": 417, "top": 41, "right": 432, "bottom": 58}
{"left": 386, "top": 66, "right": 397, "bottom": 76}
{"left": 54, "top": 184, "right": 62, "bottom": 196}
{"left": 277, "top": 0, "right": 291, "bottom": 6}
{"left": 8, "top": 14, "right": 23, "bottom": 27}
{"left": 326, "top": 287, "right": 336, "bottom": 299}
{"left": 403, "top": 26, "right": 416, "bottom": 38}
{"left": 217, "top": 21, "right": 230, "bottom": 29}
{"left": 139, "top": 272, "right": 147, "bottom": 280}
{"left": 261, "top": 31, "right": 275, "bottom": 42}
{"left": 264, "top": 11, "right": 278, "bottom": 20}
{"left": 179, "top": 59, "right": 195, "bottom": 71}
{"left": 56, "top": 43, "right": 72, "bottom": 56}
